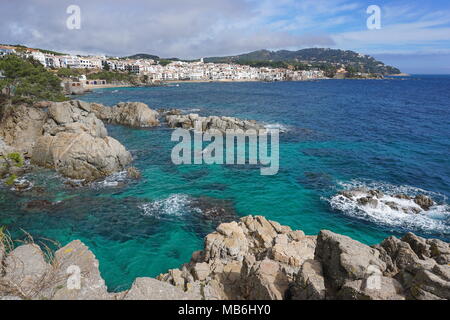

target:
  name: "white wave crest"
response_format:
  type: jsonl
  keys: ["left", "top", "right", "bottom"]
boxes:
{"left": 91, "top": 171, "right": 128, "bottom": 188}
{"left": 140, "top": 194, "right": 199, "bottom": 217}
{"left": 327, "top": 180, "right": 449, "bottom": 235}
{"left": 264, "top": 122, "right": 289, "bottom": 133}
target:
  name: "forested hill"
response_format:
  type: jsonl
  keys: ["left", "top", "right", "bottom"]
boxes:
{"left": 204, "top": 48, "right": 401, "bottom": 75}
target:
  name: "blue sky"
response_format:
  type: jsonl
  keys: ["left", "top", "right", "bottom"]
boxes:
{"left": 1, "top": 0, "right": 450, "bottom": 73}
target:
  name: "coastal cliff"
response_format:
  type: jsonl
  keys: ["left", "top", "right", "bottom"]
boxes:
{"left": 1, "top": 215, "right": 448, "bottom": 300}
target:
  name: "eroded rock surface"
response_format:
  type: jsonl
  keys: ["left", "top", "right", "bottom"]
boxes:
{"left": 90, "top": 102, "right": 159, "bottom": 128}
{"left": 166, "top": 114, "right": 264, "bottom": 133}
{"left": 0, "top": 100, "right": 133, "bottom": 181}
{"left": 0, "top": 216, "right": 448, "bottom": 300}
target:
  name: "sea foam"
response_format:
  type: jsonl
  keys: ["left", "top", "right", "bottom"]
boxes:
{"left": 327, "top": 180, "right": 449, "bottom": 235}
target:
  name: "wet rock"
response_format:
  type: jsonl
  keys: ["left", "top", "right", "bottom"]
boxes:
{"left": 11, "top": 179, "right": 33, "bottom": 192}
{"left": 394, "top": 194, "right": 412, "bottom": 200}
{"left": 357, "top": 196, "right": 378, "bottom": 208}
{"left": 385, "top": 201, "right": 400, "bottom": 211}
{"left": 190, "top": 196, "right": 237, "bottom": 224}
{"left": 414, "top": 195, "right": 434, "bottom": 211}
{"left": 368, "top": 190, "right": 384, "bottom": 198}
{"left": 23, "top": 200, "right": 54, "bottom": 211}
{"left": 126, "top": 166, "right": 141, "bottom": 180}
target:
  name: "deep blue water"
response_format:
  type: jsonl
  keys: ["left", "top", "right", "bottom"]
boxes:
{"left": 0, "top": 76, "right": 449, "bottom": 291}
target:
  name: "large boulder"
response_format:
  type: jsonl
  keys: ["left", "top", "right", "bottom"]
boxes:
{"left": 166, "top": 114, "right": 264, "bottom": 133}
{"left": 32, "top": 132, "right": 131, "bottom": 181}
{"left": 91, "top": 102, "right": 159, "bottom": 128}
{"left": 50, "top": 240, "right": 110, "bottom": 300}
{"left": 1, "top": 244, "right": 52, "bottom": 299}
{"left": 408, "top": 264, "right": 450, "bottom": 300}
{"left": 0, "top": 103, "right": 47, "bottom": 155}
{"left": 315, "top": 230, "right": 387, "bottom": 290}
{"left": 242, "top": 258, "right": 289, "bottom": 300}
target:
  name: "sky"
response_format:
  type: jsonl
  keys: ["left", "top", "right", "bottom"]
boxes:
{"left": 1, "top": 0, "right": 450, "bottom": 74}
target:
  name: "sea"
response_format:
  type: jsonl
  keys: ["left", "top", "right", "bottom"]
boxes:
{"left": 1, "top": 75, "right": 449, "bottom": 291}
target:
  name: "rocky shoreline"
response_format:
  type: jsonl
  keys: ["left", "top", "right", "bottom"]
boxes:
{"left": 0, "top": 99, "right": 448, "bottom": 301}
{"left": 0, "top": 99, "right": 265, "bottom": 185}
{"left": 1, "top": 215, "right": 448, "bottom": 300}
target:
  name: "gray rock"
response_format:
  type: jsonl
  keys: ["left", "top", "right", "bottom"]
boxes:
{"left": 166, "top": 114, "right": 264, "bottom": 133}
{"left": 315, "top": 230, "right": 386, "bottom": 290}
{"left": 51, "top": 240, "right": 110, "bottom": 300}
{"left": 242, "top": 258, "right": 289, "bottom": 300}
{"left": 123, "top": 278, "right": 200, "bottom": 300}
{"left": 410, "top": 264, "right": 450, "bottom": 300}
{"left": 32, "top": 133, "right": 132, "bottom": 181}
{"left": 337, "top": 277, "right": 405, "bottom": 300}
{"left": 414, "top": 195, "right": 434, "bottom": 211}
{"left": 0, "top": 104, "right": 47, "bottom": 156}
{"left": 3, "top": 244, "right": 52, "bottom": 298}
{"left": 91, "top": 102, "right": 159, "bottom": 128}
{"left": 291, "top": 259, "right": 326, "bottom": 300}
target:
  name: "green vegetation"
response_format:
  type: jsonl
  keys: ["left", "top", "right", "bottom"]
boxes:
{"left": 87, "top": 70, "right": 136, "bottom": 83}
{"left": 205, "top": 48, "right": 401, "bottom": 76}
{"left": 0, "top": 55, "right": 67, "bottom": 102}
{"left": 4, "top": 174, "right": 17, "bottom": 186}
{"left": 158, "top": 59, "right": 173, "bottom": 67}
{"left": 4, "top": 152, "right": 24, "bottom": 167}
{"left": 56, "top": 68, "right": 84, "bottom": 78}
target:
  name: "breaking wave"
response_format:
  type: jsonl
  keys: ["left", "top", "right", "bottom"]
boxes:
{"left": 327, "top": 180, "right": 450, "bottom": 235}
{"left": 139, "top": 194, "right": 200, "bottom": 217}
{"left": 264, "top": 122, "right": 290, "bottom": 133}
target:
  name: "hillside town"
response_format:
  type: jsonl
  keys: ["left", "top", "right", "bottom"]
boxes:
{"left": 0, "top": 45, "right": 326, "bottom": 82}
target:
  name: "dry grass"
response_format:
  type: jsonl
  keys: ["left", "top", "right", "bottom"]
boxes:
{"left": 0, "top": 227, "right": 67, "bottom": 300}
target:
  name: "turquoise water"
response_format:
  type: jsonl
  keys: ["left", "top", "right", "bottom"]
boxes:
{"left": 1, "top": 76, "right": 449, "bottom": 291}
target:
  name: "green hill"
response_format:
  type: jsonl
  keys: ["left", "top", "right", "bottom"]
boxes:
{"left": 204, "top": 48, "right": 401, "bottom": 75}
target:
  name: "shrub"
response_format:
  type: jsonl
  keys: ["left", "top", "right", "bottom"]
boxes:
{"left": 0, "top": 55, "right": 67, "bottom": 102}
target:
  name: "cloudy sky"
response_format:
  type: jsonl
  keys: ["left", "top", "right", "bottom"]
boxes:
{"left": 1, "top": 0, "right": 450, "bottom": 73}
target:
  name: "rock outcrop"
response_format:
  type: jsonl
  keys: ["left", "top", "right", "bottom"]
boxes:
{"left": 157, "top": 215, "right": 449, "bottom": 300}
{"left": 90, "top": 102, "right": 159, "bottom": 128}
{"left": 0, "top": 239, "right": 199, "bottom": 300}
{"left": 166, "top": 114, "right": 264, "bottom": 133}
{"left": 335, "top": 187, "right": 436, "bottom": 215}
{"left": 0, "top": 100, "right": 133, "bottom": 182}
{"left": 31, "top": 100, "right": 132, "bottom": 181}
{"left": 0, "top": 103, "right": 47, "bottom": 156}
{"left": 0, "top": 218, "right": 448, "bottom": 300}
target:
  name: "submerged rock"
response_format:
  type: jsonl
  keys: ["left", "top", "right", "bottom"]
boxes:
{"left": 414, "top": 195, "right": 434, "bottom": 211}
{"left": 335, "top": 187, "right": 436, "bottom": 214}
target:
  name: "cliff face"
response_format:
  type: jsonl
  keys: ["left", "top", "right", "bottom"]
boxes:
{"left": 1, "top": 215, "right": 448, "bottom": 300}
